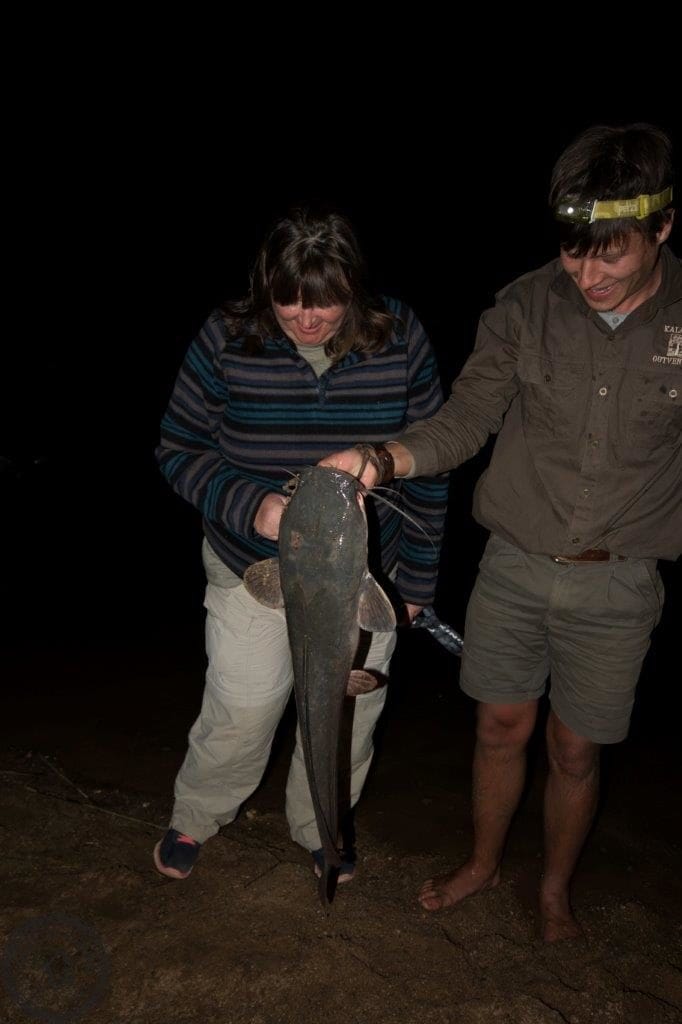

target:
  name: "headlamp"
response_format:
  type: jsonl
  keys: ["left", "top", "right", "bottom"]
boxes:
{"left": 554, "top": 185, "right": 673, "bottom": 224}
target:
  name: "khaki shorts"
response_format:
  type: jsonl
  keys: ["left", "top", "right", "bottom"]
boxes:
{"left": 459, "top": 535, "right": 664, "bottom": 744}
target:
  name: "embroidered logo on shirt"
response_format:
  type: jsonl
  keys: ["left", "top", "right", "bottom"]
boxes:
{"left": 653, "top": 326, "right": 682, "bottom": 365}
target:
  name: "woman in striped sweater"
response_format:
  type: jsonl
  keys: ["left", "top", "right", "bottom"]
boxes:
{"left": 153, "top": 206, "right": 448, "bottom": 883}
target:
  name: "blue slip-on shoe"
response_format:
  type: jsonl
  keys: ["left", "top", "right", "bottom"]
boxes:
{"left": 153, "top": 829, "right": 201, "bottom": 879}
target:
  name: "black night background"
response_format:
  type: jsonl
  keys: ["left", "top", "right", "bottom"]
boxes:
{"left": 2, "top": 87, "right": 680, "bottom": 1024}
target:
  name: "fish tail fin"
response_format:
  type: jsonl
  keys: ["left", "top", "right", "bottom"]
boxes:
{"left": 318, "top": 862, "right": 337, "bottom": 907}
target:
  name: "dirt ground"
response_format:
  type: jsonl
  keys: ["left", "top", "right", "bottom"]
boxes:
{"left": 1, "top": 619, "right": 681, "bottom": 1024}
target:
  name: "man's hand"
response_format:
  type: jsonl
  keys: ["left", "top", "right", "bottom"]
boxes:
{"left": 254, "top": 492, "right": 288, "bottom": 540}
{"left": 404, "top": 603, "right": 424, "bottom": 623}
{"left": 319, "top": 442, "right": 414, "bottom": 487}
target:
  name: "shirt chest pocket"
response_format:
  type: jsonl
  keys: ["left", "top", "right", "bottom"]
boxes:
{"left": 627, "top": 373, "right": 682, "bottom": 448}
{"left": 516, "top": 354, "right": 584, "bottom": 440}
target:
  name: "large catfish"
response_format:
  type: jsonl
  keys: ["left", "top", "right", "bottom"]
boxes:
{"left": 243, "top": 466, "right": 396, "bottom": 904}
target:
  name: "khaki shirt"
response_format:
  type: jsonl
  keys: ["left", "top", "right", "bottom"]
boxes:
{"left": 402, "top": 246, "right": 682, "bottom": 560}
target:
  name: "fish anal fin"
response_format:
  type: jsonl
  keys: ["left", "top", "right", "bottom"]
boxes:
{"left": 357, "top": 572, "right": 396, "bottom": 632}
{"left": 346, "top": 669, "right": 380, "bottom": 696}
{"left": 243, "top": 558, "right": 284, "bottom": 608}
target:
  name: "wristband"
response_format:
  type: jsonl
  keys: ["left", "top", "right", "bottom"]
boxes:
{"left": 354, "top": 443, "right": 395, "bottom": 485}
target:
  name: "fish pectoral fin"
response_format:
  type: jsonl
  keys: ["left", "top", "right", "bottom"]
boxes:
{"left": 243, "top": 558, "right": 284, "bottom": 608}
{"left": 357, "top": 572, "right": 397, "bottom": 632}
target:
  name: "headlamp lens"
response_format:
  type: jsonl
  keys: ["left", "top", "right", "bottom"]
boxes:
{"left": 554, "top": 199, "right": 595, "bottom": 223}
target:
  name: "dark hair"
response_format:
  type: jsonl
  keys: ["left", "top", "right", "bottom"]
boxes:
{"left": 222, "top": 206, "right": 395, "bottom": 359}
{"left": 549, "top": 123, "right": 675, "bottom": 256}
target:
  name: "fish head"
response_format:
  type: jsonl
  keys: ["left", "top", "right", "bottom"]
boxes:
{"left": 280, "top": 466, "right": 367, "bottom": 577}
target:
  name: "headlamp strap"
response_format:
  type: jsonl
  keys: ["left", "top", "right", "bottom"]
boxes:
{"left": 591, "top": 185, "right": 673, "bottom": 221}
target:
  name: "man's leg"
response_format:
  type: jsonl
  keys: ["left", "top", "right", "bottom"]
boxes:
{"left": 419, "top": 699, "right": 538, "bottom": 910}
{"left": 420, "top": 535, "right": 550, "bottom": 911}
{"left": 541, "top": 556, "right": 664, "bottom": 938}
{"left": 540, "top": 710, "right": 599, "bottom": 942}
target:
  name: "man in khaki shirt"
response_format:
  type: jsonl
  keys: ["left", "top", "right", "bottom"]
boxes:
{"left": 322, "top": 123, "right": 680, "bottom": 941}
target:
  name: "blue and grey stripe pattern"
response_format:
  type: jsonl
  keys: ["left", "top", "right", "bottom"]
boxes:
{"left": 157, "top": 297, "right": 448, "bottom": 606}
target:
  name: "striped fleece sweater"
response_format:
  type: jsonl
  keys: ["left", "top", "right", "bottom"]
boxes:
{"left": 157, "top": 297, "right": 448, "bottom": 606}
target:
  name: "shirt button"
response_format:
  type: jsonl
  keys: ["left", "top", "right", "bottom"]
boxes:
{"left": 598, "top": 386, "right": 608, "bottom": 396}
{"left": 670, "top": 389, "right": 678, "bottom": 399}
{"left": 572, "top": 537, "right": 581, "bottom": 545}
{"left": 591, "top": 439, "right": 599, "bottom": 447}
{"left": 582, "top": 487, "right": 590, "bottom": 495}
{"left": 544, "top": 374, "right": 552, "bottom": 383}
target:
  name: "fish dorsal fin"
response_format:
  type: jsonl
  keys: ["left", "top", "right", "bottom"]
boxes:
{"left": 243, "top": 558, "right": 284, "bottom": 609}
{"left": 357, "top": 572, "right": 396, "bottom": 632}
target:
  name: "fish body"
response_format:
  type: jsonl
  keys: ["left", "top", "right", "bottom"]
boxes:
{"left": 244, "top": 466, "right": 395, "bottom": 903}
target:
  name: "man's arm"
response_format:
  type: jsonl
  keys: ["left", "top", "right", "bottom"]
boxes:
{"left": 321, "top": 299, "right": 521, "bottom": 484}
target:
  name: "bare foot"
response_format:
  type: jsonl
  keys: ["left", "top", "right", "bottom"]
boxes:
{"left": 418, "top": 861, "right": 500, "bottom": 911}
{"left": 540, "top": 891, "right": 582, "bottom": 943}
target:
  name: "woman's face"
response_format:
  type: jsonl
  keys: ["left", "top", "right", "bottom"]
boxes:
{"left": 272, "top": 299, "right": 348, "bottom": 346}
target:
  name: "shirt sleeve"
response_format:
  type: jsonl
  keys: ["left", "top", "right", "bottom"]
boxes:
{"left": 400, "top": 297, "right": 521, "bottom": 477}
{"left": 155, "top": 314, "right": 273, "bottom": 538}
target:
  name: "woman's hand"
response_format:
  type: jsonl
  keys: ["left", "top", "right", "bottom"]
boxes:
{"left": 254, "top": 492, "right": 288, "bottom": 540}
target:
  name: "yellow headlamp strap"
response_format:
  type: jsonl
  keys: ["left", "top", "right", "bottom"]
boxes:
{"left": 592, "top": 186, "right": 673, "bottom": 221}
{"left": 555, "top": 185, "right": 673, "bottom": 224}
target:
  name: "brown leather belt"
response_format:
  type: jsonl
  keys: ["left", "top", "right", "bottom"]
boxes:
{"left": 552, "top": 548, "right": 626, "bottom": 564}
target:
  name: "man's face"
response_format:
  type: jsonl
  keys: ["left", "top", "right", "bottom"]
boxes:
{"left": 560, "top": 220, "right": 672, "bottom": 313}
